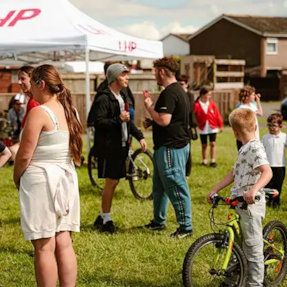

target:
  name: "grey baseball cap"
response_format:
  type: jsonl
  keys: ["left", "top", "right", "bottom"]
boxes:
{"left": 106, "top": 63, "right": 129, "bottom": 84}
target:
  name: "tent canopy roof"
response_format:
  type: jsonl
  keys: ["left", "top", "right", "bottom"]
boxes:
{"left": 0, "top": 0, "right": 163, "bottom": 62}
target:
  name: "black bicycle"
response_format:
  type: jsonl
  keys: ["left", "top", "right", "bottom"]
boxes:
{"left": 87, "top": 127, "right": 153, "bottom": 200}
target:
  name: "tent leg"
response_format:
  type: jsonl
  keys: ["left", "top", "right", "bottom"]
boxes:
{"left": 85, "top": 48, "right": 91, "bottom": 153}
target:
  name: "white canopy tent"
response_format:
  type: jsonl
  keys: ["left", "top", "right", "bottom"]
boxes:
{"left": 0, "top": 0, "right": 163, "bottom": 149}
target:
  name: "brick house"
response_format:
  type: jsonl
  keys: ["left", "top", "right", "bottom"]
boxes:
{"left": 188, "top": 14, "right": 287, "bottom": 78}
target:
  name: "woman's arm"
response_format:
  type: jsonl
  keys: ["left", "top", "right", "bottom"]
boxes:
{"left": 14, "top": 107, "right": 45, "bottom": 188}
{"left": 255, "top": 94, "right": 263, "bottom": 116}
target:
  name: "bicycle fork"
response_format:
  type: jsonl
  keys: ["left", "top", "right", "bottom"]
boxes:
{"left": 211, "top": 226, "right": 236, "bottom": 276}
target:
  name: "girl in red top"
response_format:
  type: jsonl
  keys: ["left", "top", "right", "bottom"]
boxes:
{"left": 194, "top": 87, "right": 223, "bottom": 167}
{"left": 9, "top": 66, "right": 39, "bottom": 161}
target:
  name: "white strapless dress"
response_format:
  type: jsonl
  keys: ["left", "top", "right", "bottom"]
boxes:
{"left": 19, "top": 106, "right": 80, "bottom": 240}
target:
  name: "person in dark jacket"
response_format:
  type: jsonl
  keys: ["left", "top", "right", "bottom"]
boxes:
{"left": 91, "top": 63, "right": 147, "bottom": 234}
{"left": 88, "top": 62, "right": 135, "bottom": 125}
{"left": 178, "top": 75, "right": 197, "bottom": 177}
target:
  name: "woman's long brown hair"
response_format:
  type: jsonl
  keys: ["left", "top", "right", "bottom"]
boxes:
{"left": 31, "top": 65, "right": 83, "bottom": 165}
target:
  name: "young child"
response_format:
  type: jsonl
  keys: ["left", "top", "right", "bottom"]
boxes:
{"left": 0, "top": 140, "right": 12, "bottom": 168}
{"left": 207, "top": 108, "right": 272, "bottom": 286}
{"left": 194, "top": 87, "right": 223, "bottom": 167}
{"left": 237, "top": 85, "right": 263, "bottom": 150}
{"left": 262, "top": 113, "right": 286, "bottom": 207}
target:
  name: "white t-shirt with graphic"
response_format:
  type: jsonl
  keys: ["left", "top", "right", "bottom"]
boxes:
{"left": 230, "top": 139, "right": 269, "bottom": 197}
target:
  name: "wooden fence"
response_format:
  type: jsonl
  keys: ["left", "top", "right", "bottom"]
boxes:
{"left": 132, "top": 89, "right": 239, "bottom": 127}
{"left": 0, "top": 89, "right": 239, "bottom": 130}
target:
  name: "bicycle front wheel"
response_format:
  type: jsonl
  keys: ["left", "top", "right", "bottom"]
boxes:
{"left": 87, "top": 146, "right": 105, "bottom": 190}
{"left": 183, "top": 233, "right": 248, "bottom": 287}
{"left": 128, "top": 149, "right": 153, "bottom": 200}
{"left": 263, "top": 220, "right": 287, "bottom": 286}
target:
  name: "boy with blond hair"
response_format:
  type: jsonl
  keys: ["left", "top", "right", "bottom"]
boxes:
{"left": 207, "top": 108, "right": 272, "bottom": 286}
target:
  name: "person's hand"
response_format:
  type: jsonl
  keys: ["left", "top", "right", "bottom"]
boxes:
{"left": 144, "top": 97, "right": 153, "bottom": 109}
{"left": 243, "top": 189, "right": 257, "bottom": 205}
{"left": 120, "top": 111, "right": 130, "bottom": 122}
{"left": 140, "top": 139, "right": 147, "bottom": 152}
{"left": 143, "top": 90, "right": 151, "bottom": 99}
{"left": 207, "top": 191, "right": 217, "bottom": 204}
{"left": 255, "top": 93, "right": 261, "bottom": 102}
{"left": 143, "top": 118, "right": 153, "bottom": 129}
{"left": 220, "top": 127, "right": 223, "bottom": 133}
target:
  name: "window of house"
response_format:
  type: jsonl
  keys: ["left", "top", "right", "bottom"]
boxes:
{"left": 266, "top": 38, "right": 278, "bottom": 55}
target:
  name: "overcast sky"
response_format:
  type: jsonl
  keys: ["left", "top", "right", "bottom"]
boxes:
{"left": 69, "top": 0, "right": 287, "bottom": 40}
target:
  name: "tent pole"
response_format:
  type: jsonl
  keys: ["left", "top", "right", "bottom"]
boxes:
{"left": 85, "top": 47, "right": 91, "bottom": 153}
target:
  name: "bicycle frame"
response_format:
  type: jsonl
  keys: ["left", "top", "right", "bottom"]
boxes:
{"left": 213, "top": 209, "right": 240, "bottom": 272}
{"left": 263, "top": 238, "right": 285, "bottom": 267}
{"left": 127, "top": 153, "right": 150, "bottom": 176}
{"left": 214, "top": 208, "right": 284, "bottom": 273}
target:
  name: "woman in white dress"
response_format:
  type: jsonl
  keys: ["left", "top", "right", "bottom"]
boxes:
{"left": 14, "top": 64, "right": 82, "bottom": 287}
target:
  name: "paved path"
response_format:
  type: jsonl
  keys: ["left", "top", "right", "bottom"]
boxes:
{"left": 261, "top": 102, "right": 280, "bottom": 119}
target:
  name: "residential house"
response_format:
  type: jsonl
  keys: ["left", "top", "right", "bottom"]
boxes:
{"left": 188, "top": 15, "right": 287, "bottom": 78}
{"left": 161, "top": 33, "right": 191, "bottom": 56}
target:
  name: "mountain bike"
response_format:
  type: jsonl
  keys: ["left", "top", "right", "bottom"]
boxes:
{"left": 87, "top": 128, "right": 153, "bottom": 200}
{"left": 182, "top": 188, "right": 287, "bottom": 287}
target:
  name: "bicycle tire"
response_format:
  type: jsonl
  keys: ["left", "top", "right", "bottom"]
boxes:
{"left": 87, "top": 146, "right": 104, "bottom": 190}
{"left": 128, "top": 148, "right": 153, "bottom": 200}
{"left": 263, "top": 220, "right": 287, "bottom": 286}
{"left": 182, "top": 233, "right": 248, "bottom": 287}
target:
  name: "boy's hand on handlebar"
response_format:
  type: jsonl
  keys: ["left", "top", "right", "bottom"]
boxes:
{"left": 207, "top": 191, "right": 217, "bottom": 204}
{"left": 243, "top": 189, "right": 257, "bottom": 205}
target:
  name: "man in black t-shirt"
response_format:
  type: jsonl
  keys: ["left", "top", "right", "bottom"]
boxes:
{"left": 0, "top": 140, "right": 12, "bottom": 168}
{"left": 143, "top": 57, "right": 193, "bottom": 239}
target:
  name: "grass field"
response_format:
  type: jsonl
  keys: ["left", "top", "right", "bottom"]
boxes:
{"left": 1, "top": 127, "right": 287, "bottom": 286}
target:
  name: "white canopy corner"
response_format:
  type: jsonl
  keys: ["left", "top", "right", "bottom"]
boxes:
{"left": 0, "top": 0, "right": 163, "bottom": 60}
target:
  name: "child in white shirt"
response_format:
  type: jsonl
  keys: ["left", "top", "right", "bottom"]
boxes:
{"left": 262, "top": 113, "right": 287, "bottom": 207}
{"left": 208, "top": 108, "right": 272, "bottom": 286}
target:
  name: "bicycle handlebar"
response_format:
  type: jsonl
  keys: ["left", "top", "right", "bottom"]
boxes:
{"left": 212, "top": 188, "right": 279, "bottom": 209}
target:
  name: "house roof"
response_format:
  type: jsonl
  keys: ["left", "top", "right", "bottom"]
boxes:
{"left": 188, "top": 14, "right": 287, "bottom": 40}
{"left": 227, "top": 15, "right": 287, "bottom": 35}
{"left": 161, "top": 33, "right": 191, "bottom": 42}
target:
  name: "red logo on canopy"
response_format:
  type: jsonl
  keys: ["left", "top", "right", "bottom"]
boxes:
{"left": 0, "top": 9, "right": 41, "bottom": 27}
{"left": 119, "top": 41, "right": 137, "bottom": 52}
{"left": 78, "top": 24, "right": 110, "bottom": 35}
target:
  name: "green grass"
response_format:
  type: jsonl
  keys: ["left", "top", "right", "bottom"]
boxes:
{"left": 1, "top": 129, "right": 287, "bottom": 286}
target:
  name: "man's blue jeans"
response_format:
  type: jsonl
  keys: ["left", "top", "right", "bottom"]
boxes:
{"left": 153, "top": 144, "right": 192, "bottom": 231}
